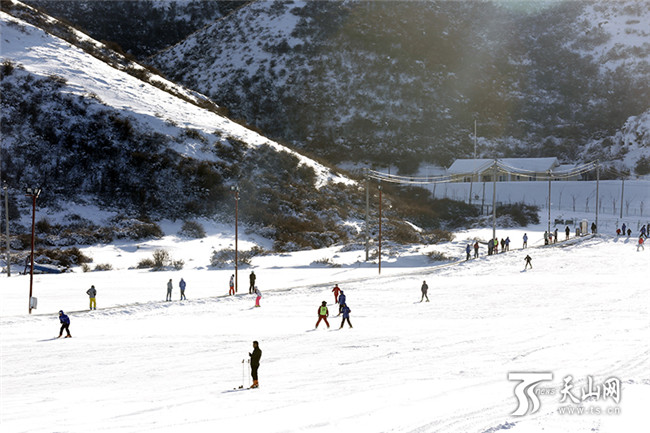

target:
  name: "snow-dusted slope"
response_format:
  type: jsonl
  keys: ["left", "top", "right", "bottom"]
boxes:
{"left": 0, "top": 2, "right": 352, "bottom": 189}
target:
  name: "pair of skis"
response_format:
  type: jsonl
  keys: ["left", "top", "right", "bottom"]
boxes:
{"left": 231, "top": 358, "right": 254, "bottom": 391}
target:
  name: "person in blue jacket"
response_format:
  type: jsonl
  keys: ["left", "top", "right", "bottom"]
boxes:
{"left": 58, "top": 310, "right": 71, "bottom": 338}
{"left": 337, "top": 291, "right": 346, "bottom": 316}
{"left": 465, "top": 244, "right": 471, "bottom": 260}
{"left": 179, "top": 278, "right": 187, "bottom": 300}
{"left": 339, "top": 304, "right": 353, "bottom": 329}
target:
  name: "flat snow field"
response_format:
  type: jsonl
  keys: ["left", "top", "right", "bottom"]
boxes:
{"left": 1, "top": 233, "right": 649, "bottom": 433}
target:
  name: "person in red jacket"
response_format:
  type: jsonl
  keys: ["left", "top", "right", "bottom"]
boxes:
{"left": 638, "top": 236, "right": 645, "bottom": 251}
{"left": 332, "top": 284, "right": 341, "bottom": 304}
{"left": 315, "top": 301, "right": 330, "bottom": 329}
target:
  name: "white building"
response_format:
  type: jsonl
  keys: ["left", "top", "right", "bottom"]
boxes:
{"left": 447, "top": 158, "right": 580, "bottom": 182}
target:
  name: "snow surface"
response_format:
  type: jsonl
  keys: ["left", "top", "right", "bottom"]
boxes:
{"left": 1, "top": 212, "right": 649, "bottom": 433}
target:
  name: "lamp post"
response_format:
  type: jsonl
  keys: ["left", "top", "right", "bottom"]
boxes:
{"left": 230, "top": 185, "right": 239, "bottom": 294}
{"left": 3, "top": 182, "right": 9, "bottom": 277}
{"left": 26, "top": 187, "right": 41, "bottom": 314}
{"left": 378, "top": 182, "right": 382, "bottom": 275}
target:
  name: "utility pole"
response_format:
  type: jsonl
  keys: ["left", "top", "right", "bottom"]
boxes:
{"left": 595, "top": 163, "right": 600, "bottom": 234}
{"left": 365, "top": 169, "right": 369, "bottom": 261}
{"left": 620, "top": 177, "right": 625, "bottom": 219}
{"left": 546, "top": 170, "right": 551, "bottom": 234}
{"left": 230, "top": 185, "right": 239, "bottom": 294}
{"left": 378, "top": 182, "right": 382, "bottom": 275}
{"left": 474, "top": 119, "right": 477, "bottom": 159}
{"left": 492, "top": 161, "right": 497, "bottom": 243}
{"left": 26, "top": 187, "right": 41, "bottom": 314}
{"left": 3, "top": 182, "right": 9, "bottom": 276}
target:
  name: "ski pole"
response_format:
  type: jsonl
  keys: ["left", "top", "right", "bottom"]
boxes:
{"left": 241, "top": 358, "right": 245, "bottom": 389}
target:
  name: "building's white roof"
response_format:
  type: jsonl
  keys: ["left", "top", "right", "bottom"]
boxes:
{"left": 448, "top": 158, "right": 560, "bottom": 174}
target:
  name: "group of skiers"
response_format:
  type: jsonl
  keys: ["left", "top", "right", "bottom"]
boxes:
{"left": 315, "top": 284, "right": 352, "bottom": 329}
{"left": 616, "top": 223, "right": 648, "bottom": 252}
{"left": 228, "top": 272, "right": 262, "bottom": 306}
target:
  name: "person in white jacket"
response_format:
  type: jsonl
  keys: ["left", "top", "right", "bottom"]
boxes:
{"left": 254, "top": 286, "right": 262, "bottom": 307}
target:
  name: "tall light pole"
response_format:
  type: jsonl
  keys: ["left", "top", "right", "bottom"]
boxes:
{"left": 3, "top": 182, "right": 9, "bottom": 277}
{"left": 378, "top": 182, "right": 382, "bottom": 275}
{"left": 365, "top": 169, "right": 370, "bottom": 261}
{"left": 230, "top": 185, "right": 239, "bottom": 294}
{"left": 26, "top": 187, "right": 41, "bottom": 314}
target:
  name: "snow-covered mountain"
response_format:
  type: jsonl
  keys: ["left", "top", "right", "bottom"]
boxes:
{"left": 0, "top": 1, "right": 363, "bottom": 251}
{"left": 147, "top": 0, "right": 650, "bottom": 172}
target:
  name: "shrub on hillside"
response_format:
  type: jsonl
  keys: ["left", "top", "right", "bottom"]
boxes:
{"left": 178, "top": 220, "right": 206, "bottom": 238}
{"left": 34, "top": 247, "right": 92, "bottom": 267}
{"left": 496, "top": 203, "right": 540, "bottom": 227}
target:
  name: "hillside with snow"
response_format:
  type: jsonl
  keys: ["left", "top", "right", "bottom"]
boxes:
{"left": 148, "top": 0, "right": 650, "bottom": 172}
{"left": 0, "top": 1, "right": 364, "bottom": 251}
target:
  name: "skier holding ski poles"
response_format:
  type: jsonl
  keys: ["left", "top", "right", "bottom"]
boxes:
{"left": 57, "top": 310, "right": 71, "bottom": 338}
{"left": 249, "top": 341, "right": 262, "bottom": 388}
{"left": 332, "top": 284, "right": 341, "bottom": 304}
{"left": 315, "top": 301, "right": 330, "bottom": 329}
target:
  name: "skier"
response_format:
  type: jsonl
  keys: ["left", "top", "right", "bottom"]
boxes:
{"left": 86, "top": 285, "right": 97, "bottom": 310}
{"left": 166, "top": 279, "right": 173, "bottom": 302}
{"left": 627, "top": 228, "right": 631, "bottom": 236}
{"left": 565, "top": 226, "right": 570, "bottom": 240}
{"left": 249, "top": 271, "right": 256, "bottom": 294}
{"left": 229, "top": 274, "right": 235, "bottom": 296}
{"left": 420, "top": 280, "right": 429, "bottom": 302}
{"left": 501, "top": 238, "right": 506, "bottom": 252}
{"left": 640, "top": 225, "right": 647, "bottom": 238}
{"left": 493, "top": 238, "right": 499, "bottom": 254}
{"left": 622, "top": 223, "right": 626, "bottom": 236}
{"left": 505, "top": 237, "right": 510, "bottom": 251}
{"left": 337, "top": 291, "right": 346, "bottom": 315}
{"left": 524, "top": 255, "right": 532, "bottom": 270}
{"left": 249, "top": 341, "right": 262, "bottom": 388}
{"left": 544, "top": 231, "right": 549, "bottom": 245}
{"left": 339, "top": 304, "right": 353, "bottom": 329}
{"left": 638, "top": 236, "right": 645, "bottom": 251}
{"left": 591, "top": 222, "right": 597, "bottom": 234}
{"left": 315, "top": 301, "right": 330, "bottom": 329}
{"left": 473, "top": 241, "right": 479, "bottom": 258}
{"left": 332, "top": 284, "right": 341, "bottom": 304}
{"left": 465, "top": 244, "right": 471, "bottom": 261}
{"left": 254, "top": 286, "right": 262, "bottom": 307}
{"left": 616, "top": 228, "right": 621, "bottom": 236}
{"left": 58, "top": 310, "right": 71, "bottom": 338}
{"left": 553, "top": 228, "right": 558, "bottom": 244}
{"left": 179, "top": 278, "right": 186, "bottom": 300}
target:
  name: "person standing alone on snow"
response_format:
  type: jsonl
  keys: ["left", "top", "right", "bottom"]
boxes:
{"left": 420, "top": 280, "right": 429, "bottom": 302}
{"left": 474, "top": 241, "right": 479, "bottom": 258}
{"left": 166, "top": 279, "right": 173, "bottom": 302}
{"left": 638, "top": 236, "right": 645, "bottom": 251}
{"left": 254, "top": 286, "right": 262, "bottom": 307}
{"left": 249, "top": 271, "right": 256, "bottom": 294}
{"left": 524, "top": 255, "right": 532, "bottom": 270}
{"left": 332, "top": 284, "right": 341, "bottom": 304}
{"left": 339, "top": 304, "right": 353, "bottom": 329}
{"left": 58, "top": 310, "right": 71, "bottom": 338}
{"left": 86, "top": 285, "right": 97, "bottom": 310}
{"left": 523, "top": 233, "right": 528, "bottom": 248}
{"left": 249, "top": 341, "right": 262, "bottom": 388}
{"left": 179, "top": 278, "right": 186, "bottom": 300}
{"left": 315, "top": 301, "right": 330, "bottom": 329}
{"left": 229, "top": 274, "right": 235, "bottom": 296}
{"left": 565, "top": 226, "right": 570, "bottom": 240}
{"left": 465, "top": 244, "right": 471, "bottom": 260}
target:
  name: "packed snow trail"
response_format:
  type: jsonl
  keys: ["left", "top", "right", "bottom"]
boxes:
{"left": 1, "top": 235, "right": 648, "bottom": 432}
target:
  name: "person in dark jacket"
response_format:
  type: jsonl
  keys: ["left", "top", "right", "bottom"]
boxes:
{"left": 58, "top": 310, "right": 71, "bottom": 338}
{"left": 166, "top": 279, "right": 173, "bottom": 301}
{"left": 337, "top": 291, "right": 346, "bottom": 315}
{"left": 591, "top": 222, "right": 597, "bottom": 234}
{"left": 473, "top": 241, "right": 479, "bottom": 258}
{"left": 249, "top": 271, "right": 256, "bottom": 294}
{"left": 465, "top": 244, "right": 471, "bottom": 260}
{"left": 86, "top": 285, "right": 97, "bottom": 310}
{"left": 524, "top": 255, "right": 532, "bottom": 270}
{"left": 179, "top": 278, "right": 187, "bottom": 300}
{"left": 249, "top": 341, "right": 262, "bottom": 388}
{"left": 315, "top": 301, "right": 330, "bottom": 329}
{"left": 420, "top": 280, "right": 429, "bottom": 302}
{"left": 339, "top": 304, "right": 352, "bottom": 329}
